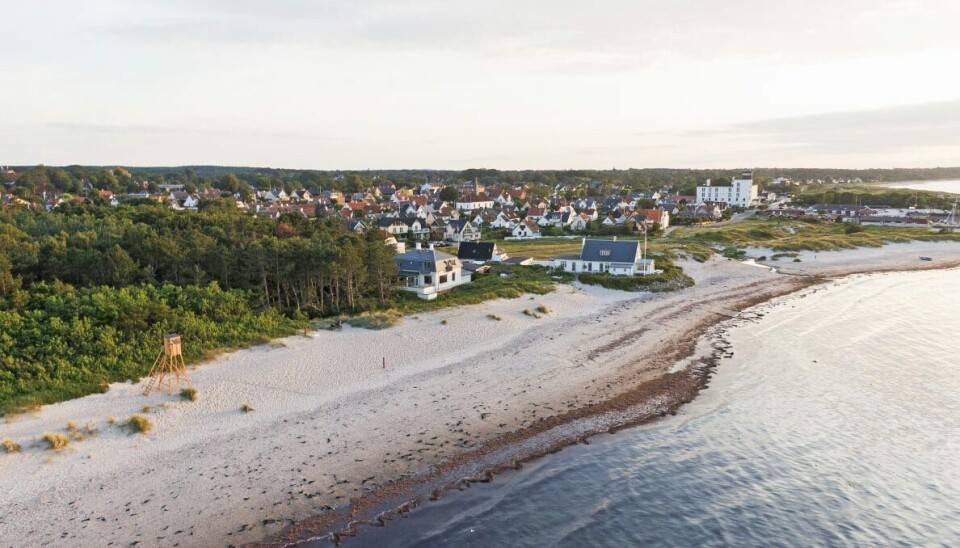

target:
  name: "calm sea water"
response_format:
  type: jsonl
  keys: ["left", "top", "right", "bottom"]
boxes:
{"left": 344, "top": 269, "right": 960, "bottom": 547}
{"left": 885, "top": 179, "right": 960, "bottom": 195}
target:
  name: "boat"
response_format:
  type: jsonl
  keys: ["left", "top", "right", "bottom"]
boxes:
{"left": 920, "top": 256, "right": 933, "bottom": 261}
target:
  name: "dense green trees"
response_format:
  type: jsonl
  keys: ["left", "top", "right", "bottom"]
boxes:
{"left": 1, "top": 204, "right": 397, "bottom": 315}
{"left": 0, "top": 204, "right": 400, "bottom": 412}
{"left": 0, "top": 281, "right": 300, "bottom": 413}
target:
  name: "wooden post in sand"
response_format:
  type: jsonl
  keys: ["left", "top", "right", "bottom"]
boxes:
{"left": 143, "top": 334, "right": 191, "bottom": 395}
{"left": 382, "top": 356, "right": 386, "bottom": 369}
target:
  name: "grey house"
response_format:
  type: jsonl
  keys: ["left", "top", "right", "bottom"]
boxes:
{"left": 394, "top": 243, "right": 471, "bottom": 300}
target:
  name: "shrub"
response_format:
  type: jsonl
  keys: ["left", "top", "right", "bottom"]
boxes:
{"left": 721, "top": 247, "right": 746, "bottom": 259}
{"left": 440, "top": 319, "right": 448, "bottom": 325}
{"left": 487, "top": 314, "right": 502, "bottom": 321}
{"left": 126, "top": 414, "right": 153, "bottom": 434}
{"left": 106, "top": 416, "right": 116, "bottom": 424}
{"left": 2, "top": 438, "right": 21, "bottom": 453}
{"left": 844, "top": 223, "right": 865, "bottom": 234}
{"left": 346, "top": 310, "right": 403, "bottom": 330}
{"left": 793, "top": 258, "right": 802, "bottom": 262}
{"left": 66, "top": 420, "right": 78, "bottom": 435}
{"left": 241, "top": 403, "right": 254, "bottom": 413}
{"left": 141, "top": 405, "right": 151, "bottom": 413}
{"left": 180, "top": 387, "right": 198, "bottom": 402}
{"left": 535, "top": 305, "right": 550, "bottom": 315}
{"left": 43, "top": 432, "right": 70, "bottom": 451}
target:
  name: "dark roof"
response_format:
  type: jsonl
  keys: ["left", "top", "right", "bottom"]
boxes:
{"left": 457, "top": 242, "right": 495, "bottom": 261}
{"left": 393, "top": 248, "right": 459, "bottom": 275}
{"left": 579, "top": 239, "right": 640, "bottom": 264}
{"left": 378, "top": 217, "right": 404, "bottom": 227}
{"left": 446, "top": 218, "right": 474, "bottom": 231}
{"left": 502, "top": 256, "right": 533, "bottom": 265}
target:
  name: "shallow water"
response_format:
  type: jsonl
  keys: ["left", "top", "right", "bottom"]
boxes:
{"left": 885, "top": 179, "right": 960, "bottom": 195}
{"left": 340, "top": 269, "right": 960, "bottom": 547}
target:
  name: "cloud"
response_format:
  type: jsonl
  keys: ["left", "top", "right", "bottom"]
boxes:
{"left": 726, "top": 100, "right": 960, "bottom": 154}
{"left": 107, "top": 0, "right": 960, "bottom": 71}
{"left": 45, "top": 122, "right": 336, "bottom": 141}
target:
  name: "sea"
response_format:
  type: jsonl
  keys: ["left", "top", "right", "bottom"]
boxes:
{"left": 884, "top": 179, "right": 960, "bottom": 195}
{"left": 342, "top": 268, "right": 960, "bottom": 547}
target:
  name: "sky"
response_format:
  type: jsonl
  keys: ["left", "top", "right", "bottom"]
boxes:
{"left": 2, "top": 0, "right": 960, "bottom": 170}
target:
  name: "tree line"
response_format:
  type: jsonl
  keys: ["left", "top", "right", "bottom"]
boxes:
{"left": 1, "top": 202, "right": 398, "bottom": 316}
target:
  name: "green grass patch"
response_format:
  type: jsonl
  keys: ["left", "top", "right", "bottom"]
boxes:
{"left": 666, "top": 216, "right": 960, "bottom": 255}
{"left": 577, "top": 255, "right": 694, "bottom": 293}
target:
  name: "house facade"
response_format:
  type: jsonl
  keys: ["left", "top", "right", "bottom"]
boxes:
{"left": 394, "top": 244, "right": 471, "bottom": 300}
{"left": 511, "top": 219, "right": 542, "bottom": 239}
{"left": 444, "top": 219, "right": 481, "bottom": 243}
{"left": 696, "top": 171, "right": 758, "bottom": 207}
{"left": 553, "top": 238, "right": 655, "bottom": 276}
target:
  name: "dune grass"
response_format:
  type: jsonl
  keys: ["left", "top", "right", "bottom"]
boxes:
{"left": 669, "top": 216, "right": 960, "bottom": 253}
{"left": 2, "top": 437, "right": 21, "bottom": 453}
{"left": 126, "top": 414, "right": 153, "bottom": 434}
{"left": 43, "top": 432, "right": 70, "bottom": 451}
{"left": 180, "top": 387, "right": 198, "bottom": 402}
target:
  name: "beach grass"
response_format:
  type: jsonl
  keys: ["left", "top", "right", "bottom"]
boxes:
{"left": 126, "top": 414, "right": 153, "bottom": 434}
{"left": 180, "top": 387, "right": 198, "bottom": 402}
{"left": 667, "top": 216, "right": 960, "bottom": 253}
{"left": 43, "top": 432, "right": 70, "bottom": 451}
{"left": 1, "top": 437, "right": 21, "bottom": 453}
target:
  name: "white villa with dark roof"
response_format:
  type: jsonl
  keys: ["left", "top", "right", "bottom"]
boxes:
{"left": 394, "top": 244, "right": 471, "bottom": 300}
{"left": 553, "top": 238, "right": 656, "bottom": 276}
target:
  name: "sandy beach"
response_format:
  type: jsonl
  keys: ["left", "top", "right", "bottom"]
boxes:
{"left": 2, "top": 241, "right": 959, "bottom": 547}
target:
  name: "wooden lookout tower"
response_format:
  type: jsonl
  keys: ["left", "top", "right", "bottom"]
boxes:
{"left": 143, "top": 334, "right": 191, "bottom": 395}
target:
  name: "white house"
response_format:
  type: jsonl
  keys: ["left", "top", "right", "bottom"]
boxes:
{"left": 696, "top": 171, "right": 758, "bottom": 207}
{"left": 569, "top": 213, "right": 591, "bottom": 232}
{"left": 553, "top": 238, "right": 656, "bottom": 276}
{"left": 491, "top": 211, "right": 518, "bottom": 229}
{"left": 444, "top": 219, "right": 481, "bottom": 243}
{"left": 455, "top": 193, "right": 495, "bottom": 210}
{"left": 394, "top": 244, "right": 471, "bottom": 300}
{"left": 511, "top": 219, "right": 542, "bottom": 239}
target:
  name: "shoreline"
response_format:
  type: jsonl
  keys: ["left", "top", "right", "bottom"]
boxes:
{"left": 259, "top": 279, "right": 818, "bottom": 547}
{"left": 1, "top": 241, "right": 959, "bottom": 547}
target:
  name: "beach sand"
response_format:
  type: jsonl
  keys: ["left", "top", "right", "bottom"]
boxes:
{"left": 2, "top": 241, "right": 959, "bottom": 547}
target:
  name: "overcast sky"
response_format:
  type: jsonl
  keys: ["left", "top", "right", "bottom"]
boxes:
{"left": 3, "top": 0, "right": 960, "bottom": 169}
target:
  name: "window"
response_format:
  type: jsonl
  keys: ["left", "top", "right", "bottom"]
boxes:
{"left": 599, "top": 249, "right": 611, "bottom": 257}
{"left": 424, "top": 275, "right": 432, "bottom": 284}
{"left": 452, "top": 272, "right": 456, "bottom": 281}
{"left": 440, "top": 274, "right": 448, "bottom": 284}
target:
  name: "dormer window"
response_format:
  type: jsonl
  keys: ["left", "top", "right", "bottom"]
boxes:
{"left": 599, "top": 250, "right": 611, "bottom": 257}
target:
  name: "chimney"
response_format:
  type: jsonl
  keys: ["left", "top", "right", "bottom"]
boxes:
{"left": 415, "top": 242, "right": 422, "bottom": 250}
